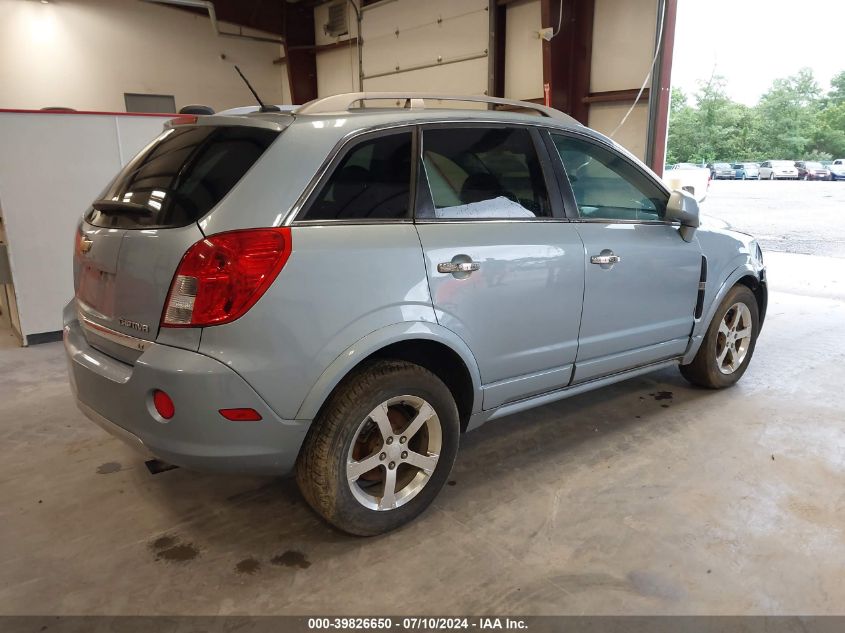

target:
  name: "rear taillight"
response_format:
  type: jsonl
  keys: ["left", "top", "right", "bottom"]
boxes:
{"left": 162, "top": 228, "right": 291, "bottom": 328}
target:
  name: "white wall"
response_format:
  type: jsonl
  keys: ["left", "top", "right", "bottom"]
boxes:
{"left": 307, "top": 0, "right": 656, "bottom": 159}
{"left": 588, "top": 102, "right": 650, "bottom": 160}
{"left": 0, "top": 0, "right": 287, "bottom": 112}
{"left": 313, "top": 0, "right": 489, "bottom": 98}
{"left": 0, "top": 111, "right": 170, "bottom": 341}
{"left": 314, "top": 1, "right": 359, "bottom": 96}
{"left": 588, "top": 0, "right": 658, "bottom": 159}
{"left": 590, "top": 0, "right": 657, "bottom": 94}
{"left": 504, "top": 0, "right": 543, "bottom": 101}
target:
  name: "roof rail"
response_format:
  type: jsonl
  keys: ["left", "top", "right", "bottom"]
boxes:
{"left": 294, "top": 92, "right": 579, "bottom": 124}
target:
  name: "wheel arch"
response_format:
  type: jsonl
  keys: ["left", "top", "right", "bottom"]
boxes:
{"left": 295, "top": 322, "right": 483, "bottom": 431}
{"left": 736, "top": 273, "right": 768, "bottom": 327}
{"left": 682, "top": 263, "right": 765, "bottom": 365}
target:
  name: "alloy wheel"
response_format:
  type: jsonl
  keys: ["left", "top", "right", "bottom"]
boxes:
{"left": 346, "top": 395, "right": 442, "bottom": 511}
{"left": 715, "top": 302, "right": 753, "bottom": 374}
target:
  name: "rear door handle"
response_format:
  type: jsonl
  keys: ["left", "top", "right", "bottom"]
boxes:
{"left": 437, "top": 261, "right": 480, "bottom": 273}
{"left": 590, "top": 253, "right": 621, "bottom": 265}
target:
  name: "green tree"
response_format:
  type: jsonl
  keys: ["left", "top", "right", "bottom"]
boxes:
{"left": 813, "top": 70, "right": 845, "bottom": 157}
{"left": 828, "top": 70, "right": 845, "bottom": 105}
{"left": 667, "top": 67, "right": 845, "bottom": 163}
{"left": 666, "top": 87, "right": 696, "bottom": 164}
{"left": 667, "top": 75, "right": 759, "bottom": 162}
{"left": 753, "top": 67, "right": 821, "bottom": 159}
{"left": 814, "top": 102, "right": 845, "bottom": 157}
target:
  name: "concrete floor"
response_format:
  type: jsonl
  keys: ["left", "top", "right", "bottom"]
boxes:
{"left": 2, "top": 186, "right": 844, "bottom": 615}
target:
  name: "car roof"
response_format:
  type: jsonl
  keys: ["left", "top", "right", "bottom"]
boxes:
{"left": 180, "top": 93, "right": 612, "bottom": 151}
{"left": 202, "top": 93, "right": 585, "bottom": 131}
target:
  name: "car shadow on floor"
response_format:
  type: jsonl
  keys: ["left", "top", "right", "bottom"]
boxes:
{"left": 134, "top": 366, "right": 717, "bottom": 560}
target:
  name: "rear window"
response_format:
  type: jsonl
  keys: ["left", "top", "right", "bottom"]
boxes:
{"left": 86, "top": 125, "right": 279, "bottom": 229}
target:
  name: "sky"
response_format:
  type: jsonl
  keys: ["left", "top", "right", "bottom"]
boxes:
{"left": 672, "top": 0, "right": 845, "bottom": 106}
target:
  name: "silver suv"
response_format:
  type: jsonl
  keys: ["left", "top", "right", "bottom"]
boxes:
{"left": 65, "top": 93, "right": 767, "bottom": 535}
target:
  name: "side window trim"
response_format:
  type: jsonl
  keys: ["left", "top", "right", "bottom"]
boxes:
{"left": 545, "top": 130, "right": 674, "bottom": 225}
{"left": 293, "top": 126, "right": 417, "bottom": 224}
{"left": 414, "top": 122, "right": 566, "bottom": 223}
{"left": 529, "top": 126, "right": 568, "bottom": 220}
{"left": 539, "top": 129, "right": 580, "bottom": 220}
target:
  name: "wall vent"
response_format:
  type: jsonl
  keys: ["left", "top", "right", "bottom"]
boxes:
{"left": 325, "top": 3, "right": 348, "bottom": 37}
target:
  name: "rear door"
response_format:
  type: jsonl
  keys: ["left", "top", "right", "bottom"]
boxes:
{"left": 74, "top": 123, "right": 280, "bottom": 361}
{"left": 547, "top": 132, "right": 701, "bottom": 383}
{"left": 414, "top": 124, "right": 585, "bottom": 409}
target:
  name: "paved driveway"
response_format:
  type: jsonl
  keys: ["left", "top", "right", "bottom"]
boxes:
{"left": 700, "top": 180, "right": 845, "bottom": 258}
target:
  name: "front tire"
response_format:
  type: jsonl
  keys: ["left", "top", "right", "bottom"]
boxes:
{"left": 680, "top": 285, "right": 759, "bottom": 389}
{"left": 296, "top": 360, "right": 460, "bottom": 536}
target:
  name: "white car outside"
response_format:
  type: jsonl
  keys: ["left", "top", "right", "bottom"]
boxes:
{"left": 759, "top": 160, "right": 799, "bottom": 180}
{"left": 664, "top": 163, "right": 710, "bottom": 203}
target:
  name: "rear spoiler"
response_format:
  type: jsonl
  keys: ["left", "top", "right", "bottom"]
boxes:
{"left": 165, "top": 112, "right": 292, "bottom": 132}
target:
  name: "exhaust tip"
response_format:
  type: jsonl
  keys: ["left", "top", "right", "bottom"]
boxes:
{"left": 145, "top": 459, "right": 179, "bottom": 475}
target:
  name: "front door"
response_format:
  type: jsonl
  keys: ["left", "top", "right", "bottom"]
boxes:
{"left": 548, "top": 132, "right": 701, "bottom": 382}
{"left": 414, "top": 125, "right": 585, "bottom": 409}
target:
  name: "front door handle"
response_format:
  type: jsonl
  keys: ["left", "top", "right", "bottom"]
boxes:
{"left": 437, "top": 261, "right": 480, "bottom": 274}
{"left": 590, "top": 253, "right": 621, "bottom": 265}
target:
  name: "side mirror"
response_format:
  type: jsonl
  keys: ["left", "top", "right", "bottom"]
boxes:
{"left": 666, "top": 190, "right": 700, "bottom": 242}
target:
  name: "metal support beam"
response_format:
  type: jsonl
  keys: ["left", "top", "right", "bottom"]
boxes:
{"left": 541, "top": 0, "right": 594, "bottom": 124}
{"left": 646, "top": 0, "right": 677, "bottom": 175}
{"left": 489, "top": 0, "right": 506, "bottom": 98}
{"left": 283, "top": 2, "right": 318, "bottom": 106}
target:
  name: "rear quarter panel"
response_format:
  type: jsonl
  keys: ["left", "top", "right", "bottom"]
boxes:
{"left": 198, "top": 224, "right": 437, "bottom": 421}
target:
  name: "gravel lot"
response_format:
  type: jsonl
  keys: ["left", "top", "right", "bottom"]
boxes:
{"left": 699, "top": 180, "right": 845, "bottom": 258}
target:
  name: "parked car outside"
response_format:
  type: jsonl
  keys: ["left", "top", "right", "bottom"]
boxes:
{"left": 65, "top": 93, "right": 767, "bottom": 535}
{"left": 795, "top": 161, "right": 831, "bottom": 181}
{"left": 664, "top": 162, "right": 711, "bottom": 203}
{"left": 830, "top": 159, "right": 845, "bottom": 181}
{"left": 759, "top": 160, "right": 799, "bottom": 180}
{"left": 708, "top": 162, "right": 735, "bottom": 179}
{"left": 732, "top": 163, "right": 760, "bottom": 180}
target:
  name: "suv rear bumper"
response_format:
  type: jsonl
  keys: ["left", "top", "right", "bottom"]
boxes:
{"left": 64, "top": 308, "right": 309, "bottom": 475}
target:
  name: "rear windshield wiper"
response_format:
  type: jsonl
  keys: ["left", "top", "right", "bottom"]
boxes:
{"left": 91, "top": 199, "right": 154, "bottom": 216}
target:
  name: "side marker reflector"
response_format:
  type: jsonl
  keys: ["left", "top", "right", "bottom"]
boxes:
{"left": 219, "top": 408, "right": 262, "bottom": 422}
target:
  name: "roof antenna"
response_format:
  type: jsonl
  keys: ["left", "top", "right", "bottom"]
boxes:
{"left": 233, "top": 65, "right": 280, "bottom": 113}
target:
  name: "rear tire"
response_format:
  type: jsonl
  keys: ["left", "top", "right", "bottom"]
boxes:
{"left": 295, "top": 360, "right": 460, "bottom": 536}
{"left": 680, "top": 285, "right": 759, "bottom": 389}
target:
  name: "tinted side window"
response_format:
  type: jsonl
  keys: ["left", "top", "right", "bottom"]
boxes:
{"left": 422, "top": 127, "right": 551, "bottom": 219}
{"left": 303, "top": 132, "right": 412, "bottom": 220}
{"left": 87, "top": 126, "right": 279, "bottom": 229}
{"left": 551, "top": 134, "right": 668, "bottom": 221}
